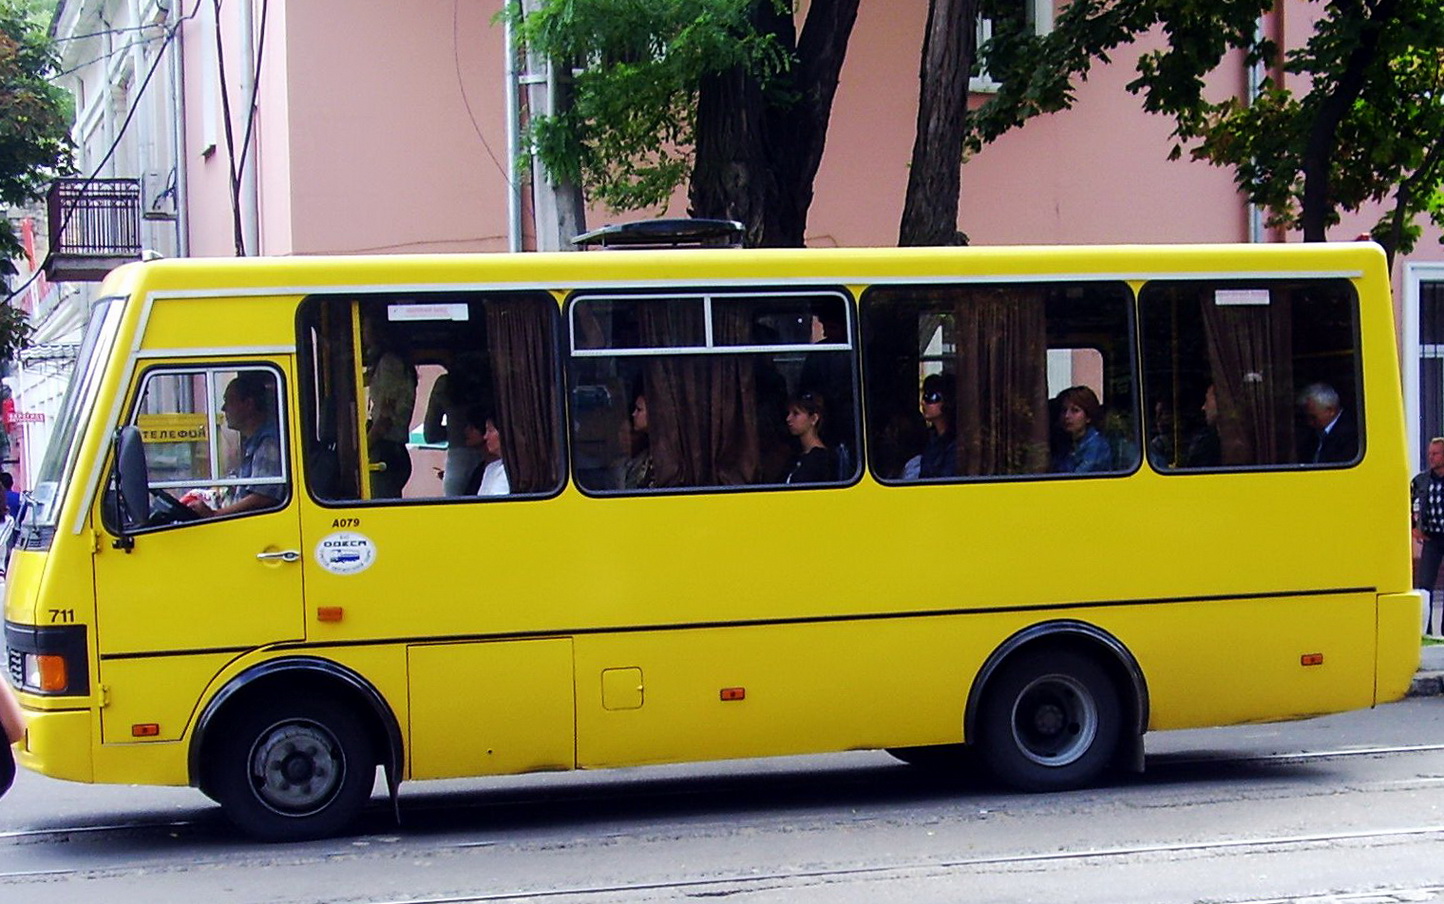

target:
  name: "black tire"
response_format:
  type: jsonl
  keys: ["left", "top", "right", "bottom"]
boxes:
{"left": 975, "top": 648, "right": 1121, "bottom": 792}
{"left": 210, "top": 697, "right": 375, "bottom": 842}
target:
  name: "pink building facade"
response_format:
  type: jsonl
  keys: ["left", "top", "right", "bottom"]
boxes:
{"left": 37, "top": 0, "right": 1444, "bottom": 473}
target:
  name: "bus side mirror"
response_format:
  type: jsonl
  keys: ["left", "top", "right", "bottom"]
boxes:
{"left": 113, "top": 426, "right": 150, "bottom": 544}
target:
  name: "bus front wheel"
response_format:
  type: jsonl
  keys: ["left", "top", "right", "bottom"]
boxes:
{"left": 975, "top": 649, "right": 1121, "bottom": 792}
{"left": 211, "top": 698, "right": 375, "bottom": 842}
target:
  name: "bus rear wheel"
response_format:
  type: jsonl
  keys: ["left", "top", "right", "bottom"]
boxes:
{"left": 976, "top": 649, "right": 1121, "bottom": 792}
{"left": 211, "top": 698, "right": 375, "bottom": 842}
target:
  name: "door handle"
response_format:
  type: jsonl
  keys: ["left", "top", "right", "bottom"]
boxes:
{"left": 256, "top": 550, "right": 301, "bottom": 563}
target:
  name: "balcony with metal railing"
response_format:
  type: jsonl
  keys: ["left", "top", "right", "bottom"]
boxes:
{"left": 44, "top": 178, "right": 142, "bottom": 282}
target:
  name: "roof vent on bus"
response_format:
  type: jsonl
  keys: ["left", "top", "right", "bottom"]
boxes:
{"left": 571, "top": 218, "right": 745, "bottom": 251}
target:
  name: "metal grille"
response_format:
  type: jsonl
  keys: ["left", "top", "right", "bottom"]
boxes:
{"left": 5, "top": 645, "right": 21, "bottom": 687}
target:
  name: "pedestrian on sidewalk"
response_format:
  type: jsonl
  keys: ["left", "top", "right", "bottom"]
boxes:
{"left": 1412, "top": 437, "right": 1444, "bottom": 634}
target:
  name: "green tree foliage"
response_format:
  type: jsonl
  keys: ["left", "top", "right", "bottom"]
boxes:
{"left": 967, "top": 0, "right": 1444, "bottom": 265}
{"left": 507, "top": 0, "right": 859, "bottom": 246}
{"left": 0, "top": 0, "right": 71, "bottom": 356}
{"left": 508, "top": 0, "right": 789, "bottom": 212}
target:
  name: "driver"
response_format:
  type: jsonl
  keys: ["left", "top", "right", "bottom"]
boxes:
{"left": 186, "top": 373, "right": 285, "bottom": 517}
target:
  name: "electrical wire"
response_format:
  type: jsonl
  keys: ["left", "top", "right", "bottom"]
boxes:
{"left": 211, "top": 0, "right": 246, "bottom": 256}
{"left": 232, "top": 0, "right": 268, "bottom": 187}
{"left": 455, "top": 0, "right": 512, "bottom": 184}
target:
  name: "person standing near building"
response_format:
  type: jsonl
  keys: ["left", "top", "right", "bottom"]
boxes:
{"left": 1412, "top": 437, "right": 1444, "bottom": 635}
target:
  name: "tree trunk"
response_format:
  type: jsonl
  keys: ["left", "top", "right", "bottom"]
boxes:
{"left": 689, "top": 0, "right": 860, "bottom": 247}
{"left": 899, "top": 0, "right": 980, "bottom": 247}
{"left": 1300, "top": 0, "right": 1396, "bottom": 242}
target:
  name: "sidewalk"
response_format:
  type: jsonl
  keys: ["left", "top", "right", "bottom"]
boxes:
{"left": 1409, "top": 643, "right": 1444, "bottom": 696}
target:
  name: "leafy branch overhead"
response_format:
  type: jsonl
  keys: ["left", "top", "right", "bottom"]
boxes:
{"left": 967, "top": 0, "right": 1444, "bottom": 265}
{"left": 507, "top": 0, "right": 790, "bottom": 213}
{"left": 0, "top": 0, "right": 71, "bottom": 354}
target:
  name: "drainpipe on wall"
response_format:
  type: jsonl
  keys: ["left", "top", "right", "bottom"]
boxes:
{"left": 1246, "top": 15, "right": 1267, "bottom": 244}
{"left": 169, "top": 0, "right": 190, "bottom": 257}
{"left": 236, "top": 0, "right": 259, "bottom": 255}
{"left": 504, "top": 12, "right": 524, "bottom": 252}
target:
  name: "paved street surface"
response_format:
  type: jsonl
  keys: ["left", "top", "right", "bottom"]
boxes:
{"left": 4, "top": 697, "right": 1444, "bottom": 904}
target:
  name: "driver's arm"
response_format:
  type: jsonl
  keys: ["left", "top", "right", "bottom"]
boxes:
{"left": 186, "top": 487, "right": 282, "bottom": 518}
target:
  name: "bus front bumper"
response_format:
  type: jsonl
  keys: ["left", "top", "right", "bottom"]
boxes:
{"left": 13, "top": 705, "right": 93, "bottom": 783}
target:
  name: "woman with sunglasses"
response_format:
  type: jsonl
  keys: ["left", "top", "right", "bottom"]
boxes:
{"left": 784, "top": 392, "right": 836, "bottom": 484}
{"left": 917, "top": 373, "right": 958, "bottom": 479}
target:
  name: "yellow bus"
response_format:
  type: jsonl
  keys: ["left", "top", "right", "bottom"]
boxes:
{"left": 3, "top": 241, "right": 1419, "bottom": 840}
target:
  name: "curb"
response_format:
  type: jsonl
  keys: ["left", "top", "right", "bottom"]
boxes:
{"left": 1410, "top": 671, "right": 1444, "bottom": 697}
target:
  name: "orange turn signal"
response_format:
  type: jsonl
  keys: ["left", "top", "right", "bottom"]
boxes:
{"left": 1301, "top": 653, "right": 1324, "bottom": 667}
{"left": 131, "top": 723, "right": 160, "bottom": 738}
{"left": 316, "top": 607, "right": 344, "bottom": 622}
{"left": 34, "top": 654, "right": 68, "bottom": 692}
{"left": 720, "top": 687, "right": 746, "bottom": 701}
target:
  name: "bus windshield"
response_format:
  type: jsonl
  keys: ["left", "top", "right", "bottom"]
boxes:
{"left": 30, "top": 298, "right": 124, "bottom": 528}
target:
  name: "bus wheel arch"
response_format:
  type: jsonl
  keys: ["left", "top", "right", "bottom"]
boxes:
{"left": 965, "top": 621, "right": 1148, "bottom": 790}
{"left": 190, "top": 657, "right": 403, "bottom": 839}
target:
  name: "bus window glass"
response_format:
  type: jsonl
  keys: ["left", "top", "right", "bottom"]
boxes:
{"left": 862, "top": 282, "right": 1139, "bottom": 482}
{"left": 568, "top": 290, "right": 860, "bottom": 493}
{"left": 1139, "top": 279, "right": 1362, "bottom": 470}
{"left": 297, "top": 292, "right": 563, "bottom": 502}
{"left": 106, "top": 366, "right": 288, "bottom": 530}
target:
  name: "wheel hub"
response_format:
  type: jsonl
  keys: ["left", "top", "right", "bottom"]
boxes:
{"left": 1011, "top": 674, "right": 1098, "bottom": 767}
{"left": 250, "top": 721, "right": 345, "bottom": 816}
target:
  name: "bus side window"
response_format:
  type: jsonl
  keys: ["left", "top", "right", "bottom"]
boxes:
{"left": 104, "top": 365, "right": 290, "bottom": 532}
{"left": 567, "top": 290, "right": 861, "bottom": 494}
{"left": 1139, "top": 280, "right": 1362, "bottom": 471}
{"left": 297, "top": 292, "right": 563, "bottom": 502}
{"left": 861, "top": 281, "right": 1138, "bottom": 483}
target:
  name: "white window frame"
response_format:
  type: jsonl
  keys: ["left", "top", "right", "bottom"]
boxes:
{"left": 970, "top": 0, "right": 1056, "bottom": 94}
{"left": 1405, "top": 263, "right": 1444, "bottom": 471}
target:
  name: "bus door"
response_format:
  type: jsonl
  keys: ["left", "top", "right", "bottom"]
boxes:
{"left": 92, "top": 362, "right": 304, "bottom": 706}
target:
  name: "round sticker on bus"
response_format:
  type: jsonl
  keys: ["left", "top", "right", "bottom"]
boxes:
{"left": 315, "top": 532, "right": 377, "bottom": 575}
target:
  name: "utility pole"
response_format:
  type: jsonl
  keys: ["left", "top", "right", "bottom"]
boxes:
{"left": 517, "top": 0, "right": 586, "bottom": 251}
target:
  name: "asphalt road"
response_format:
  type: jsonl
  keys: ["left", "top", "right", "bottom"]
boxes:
{"left": 5, "top": 698, "right": 1444, "bottom": 904}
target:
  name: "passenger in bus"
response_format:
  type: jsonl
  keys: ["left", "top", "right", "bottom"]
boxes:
{"left": 622, "top": 393, "right": 655, "bottom": 489}
{"left": 460, "top": 405, "right": 510, "bottom": 496}
{"left": 799, "top": 304, "right": 855, "bottom": 476}
{"left": 1183, "top": 384, "right": 1222, "bottom": 468}
{"left": 784, "top": 392, "right": 836, "bottom": 484}
{"left": 1053, "top": 385, "right": 1112, "bottom": 474}
{"left": 362, "top": 314, "right": 417, "bottom": 498}
{"left": 186, "top": 373, "right": 284, "bottom": 517}
{"left": 423, "top": 354, "right": 488, "bottom": 496}
{"left": 916, "top": 374, "right": 957, "bottom": 479}
{"left": 1298, "top": 382, "right": 1358, "bottom": 464}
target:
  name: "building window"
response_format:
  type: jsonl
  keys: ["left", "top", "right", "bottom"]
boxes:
{"left": 971, "top": 0, "right": 1055, "bottom": 93}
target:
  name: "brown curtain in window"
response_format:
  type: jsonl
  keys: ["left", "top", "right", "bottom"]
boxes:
{"left": 954, "top": 287, "right": 1049, "bottom": 476}
{"left": 641, "top": 300, "right": 759, "bottom": 487}
{"left": 1200, "top": 291, "right": 1294, "bottom": 466}
{"left": 486, "top": 297, "right": 558, "bottom": 493}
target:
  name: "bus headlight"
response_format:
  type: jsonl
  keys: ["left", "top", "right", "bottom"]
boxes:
{"left": 6, "top": 622, "right": 89, "bottom": 697}
{"left": 24, "top": 653, "right": 70, "bottom": 693}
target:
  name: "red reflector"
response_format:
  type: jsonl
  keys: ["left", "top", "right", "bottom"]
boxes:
{"left": 720, "top": 687, "right": 746, "bottom": 701}
{"left": 1301, "top": 653, "right": 1325, "bottom": 667}
{"left": 131, "top": 723, "right": 160, "bottom": 737}
{"left": 316, "top": 607, "right": 344, "bottom": 622}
